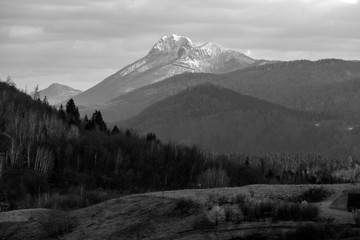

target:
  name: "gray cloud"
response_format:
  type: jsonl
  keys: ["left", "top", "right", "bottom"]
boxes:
{"left": 0, "top": 0, "right": 359, "bottom": 91}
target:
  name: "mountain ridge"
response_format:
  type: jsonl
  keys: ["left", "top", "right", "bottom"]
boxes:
{"left": 122, "top": 83, "right": 358, "bottom": 154}
{"left": 97, "top": 59, "right": 360, "bottom": 123}
{"left": 39, "top": 83, "right": 82, "bottom": 105}
{"left": 72, "top": 34, "right": 269, "bottom": 106}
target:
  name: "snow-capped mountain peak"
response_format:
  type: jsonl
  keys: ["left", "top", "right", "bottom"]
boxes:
{"left": 71, "top": 34, "right": 267, "bottom": 106}
{"left": 198, "top": 43, "right": 224, "bottom": 57}
{"left": 149, "top": 34, "right": 194, "bottom": 55}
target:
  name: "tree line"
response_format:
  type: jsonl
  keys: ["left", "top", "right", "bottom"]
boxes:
{"left": 0, "top": 80, "right": 359, "bottom": 209}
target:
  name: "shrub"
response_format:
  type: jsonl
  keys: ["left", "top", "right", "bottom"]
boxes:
{"left": 353, "top": 209, "right": 360, "bottom": 226}
{"left": 206, "top": 194, "right": 231, "bottom": 207}
{"left": 233, "top": 194, "right": 247, "bottom": 205}
{"left": 44, "top": 193, "right": 86, "bottom": 210}
{"left": 255, "top": 200, "right": 276, "bottom": 221}
{"left": 175, "top": 198, "right": 201, "bottom": 215}
{"left": 217, "top": 195, "right": 230, "bottom": 205}
{"left": 41, "top": 211, "right": 78, "bottom": 238}
{"left": 239, "top": 200, "right": 276, "bottom": 222}
{"left": 238, "top": 200, "right": 319, "bottom": 222}
{"left": 273, "top": 202, "right": 319, "bottom": 222}
{"left": 291, "top": 187, "right": 331, "bottom": 203}
{"left": 240, "top": 202, "right": 256, "bottom": 221}
{"left": 207, "top": 204, "right": 226, "bottom": 225}
{"left": 84, "top": 190, "right": 113, "bottom": 205}
{"left": 224, "top": 206, "right": 234, "bottom": 222}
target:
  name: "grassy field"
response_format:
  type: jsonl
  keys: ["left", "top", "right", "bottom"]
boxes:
{"left": 1, "top": 184, "right": 360, "bottom": 239}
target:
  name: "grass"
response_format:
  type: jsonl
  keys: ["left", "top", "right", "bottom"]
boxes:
{"left": 273, "top": 202, "right": 319, "bottom": 222}
{"left": 290, "top": 187, "right": 331, "bottom": 203}
{"left": 40, "top": 211, "right": 79, "bottom": 238}
{"left": 233, "top": 194, "right": 247, "bottom": 205}
{"left": 17, "top": 188, "right": 119, "bottom": 211}
{"left": 174, "top": 198, "right": 201, "bottom": 215}
{"left": 237, "top": 198, "right": 319, "bottom": 222}
{"left": 353, "top": 209, "right": 360, "bottom": 226}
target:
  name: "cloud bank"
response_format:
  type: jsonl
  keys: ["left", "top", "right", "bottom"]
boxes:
{"left": 0, "top": 0, "right": 359, "bottom": 90}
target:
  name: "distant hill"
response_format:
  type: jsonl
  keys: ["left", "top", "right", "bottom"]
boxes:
{"left": 72, "top": 34, "right": 270, "bottom": 106}
{"left": 122, "top": 84, "right": 358, "bottom": 154}
{"left": 39, "top": 83, "right": 82, "bottom": 105}
{"left": 101, "top": 59, "right": 360, "bottom": 123}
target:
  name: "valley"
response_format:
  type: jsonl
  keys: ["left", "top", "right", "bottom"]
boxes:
{"left": 1, "top": 33, "right": 360, "bottom": 240}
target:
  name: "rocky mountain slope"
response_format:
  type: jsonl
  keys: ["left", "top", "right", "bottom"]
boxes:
{"left": 72, "top": 34, "right": 268, "bottom": 106}
{"left": 39, "top": 83, "right": 82, "bottom": 105}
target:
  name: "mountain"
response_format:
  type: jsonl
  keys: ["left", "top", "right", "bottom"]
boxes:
{"left": 102, "top": 59, "right": 360, "bottom": 123}
{"left": 39, "top": 83, "right": 82, "bottom": 105}
{"left": 122, "top": 84, "right": 358, "bottom": 154}
{"left": 72, "top": 34, "right": 269, "bottom": 106}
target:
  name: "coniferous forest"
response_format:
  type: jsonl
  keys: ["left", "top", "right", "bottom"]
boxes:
{"left": 1, "top": 81, "right": 360, "bottom": 210}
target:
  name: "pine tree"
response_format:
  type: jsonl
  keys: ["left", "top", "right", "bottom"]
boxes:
{"left": 58, "top": 104, "right": 66, "bottom": 121}
{"left": 65, "top": 99, "right": 80, "bottom": 125}
{"left": 91, "top": 110, "right": 107, "bottom": 132}
{"left": 31, "top": 85, "right": 40, "bottom": 100}
{"left": 42, "top": 96, "right": 49, "bottom": 105}
{"left": 111, "top": 125, "right": 120, "bottom": 135}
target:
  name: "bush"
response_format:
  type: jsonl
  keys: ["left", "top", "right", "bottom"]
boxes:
{"left": 273, "top": 202, "right": 319, "bottom": 222}
{"left": 353, "top": 209, "right": 360, "bottom": 226}
{"left": 42, "top": 188, "right": 117, "bottom": 210}
{"left": 224, "top": 206, "right": 234, "bottom": 222}
{"left": 41, "top": 211, "right": 78, "bottom": 238}
{"left": 84, "top": 190, "right": 113, "bottom": 205}
{"left": 238, "top": 200, "right": 319, "bottom": 222}
{"left": 240, "top": 200, "right": 276, "bottom": 221}
{"left": 45, "top": 193, "right": 85, "bottom": 210}
{"left": 175, "top": 198, "right": 201, "bottom": 215}
{"left": 291, "top": 187, "right": 331, "bottom": 203}
{"left": 217, "top": 195, "right": 230, "bottom": 205}
{"left": 240, "top": 202, "right": 256, "bottom": 221}
{"left": 233, "top": 194, "right": 247, "bottom": 205}
{"left": 207, "top": 194, "right": 231, "bottom": 206}
{"left": 256, "top": 200, "right": 276, "bottom": 221}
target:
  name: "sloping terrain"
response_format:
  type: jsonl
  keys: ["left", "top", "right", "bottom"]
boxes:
{"left": 39, "top": 83, "right": 82, "bottom": 105}
{"left": 122, "top": 84, "right": 357, "bottom": 154}
{"left": 100, "top": 59, "right": 360, "bottom": 123}
{"left": 2, "top": 184, "right": 360, "bottom": 240}
{"left": 72, "top": 34, "right": 268, "bottom": 106}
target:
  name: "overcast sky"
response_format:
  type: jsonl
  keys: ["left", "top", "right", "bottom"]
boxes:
{"left": 1, "top": 0, "right": 360, "bottom": 91}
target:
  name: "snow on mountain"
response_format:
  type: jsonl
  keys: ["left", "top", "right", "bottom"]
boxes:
{"left": 39, "top": 83, "right": 82, "bottom": 105}
{"left": 72, "top": 34, "right": 266, "bottom": 106}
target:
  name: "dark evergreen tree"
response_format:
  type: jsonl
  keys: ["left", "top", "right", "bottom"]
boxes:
{"left": 81, "top": 115, "right": 90, "bottom": 130}
{"left": 58, "top": 104, "right": 66, "bottom": 121}
{"left": 146, "top": 132, "right": 157, "bottom": 142}
{"left": 42, "top": 96, "right": 49, "bottom": 105}
{"left": 125, "top": 129, "right": 132, "bottom": 137}
{"left": 87, "top": 110, "right": 107, "bottom": 132}
{"left": 65, "top": 98, "right": 80, "bottom": 125}
{"left": 111, "top": 125, "right": 120, "bottom": 135}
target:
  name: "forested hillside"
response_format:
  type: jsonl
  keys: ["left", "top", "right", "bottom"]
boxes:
{"left": 1, "top": 81, "right": 360, "bottom": 210}
{"left": 101, "top": 59, "right": 360, "bottom": 123}
{"left": 123, "top": 84, "right": 360, "bottom": 155}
